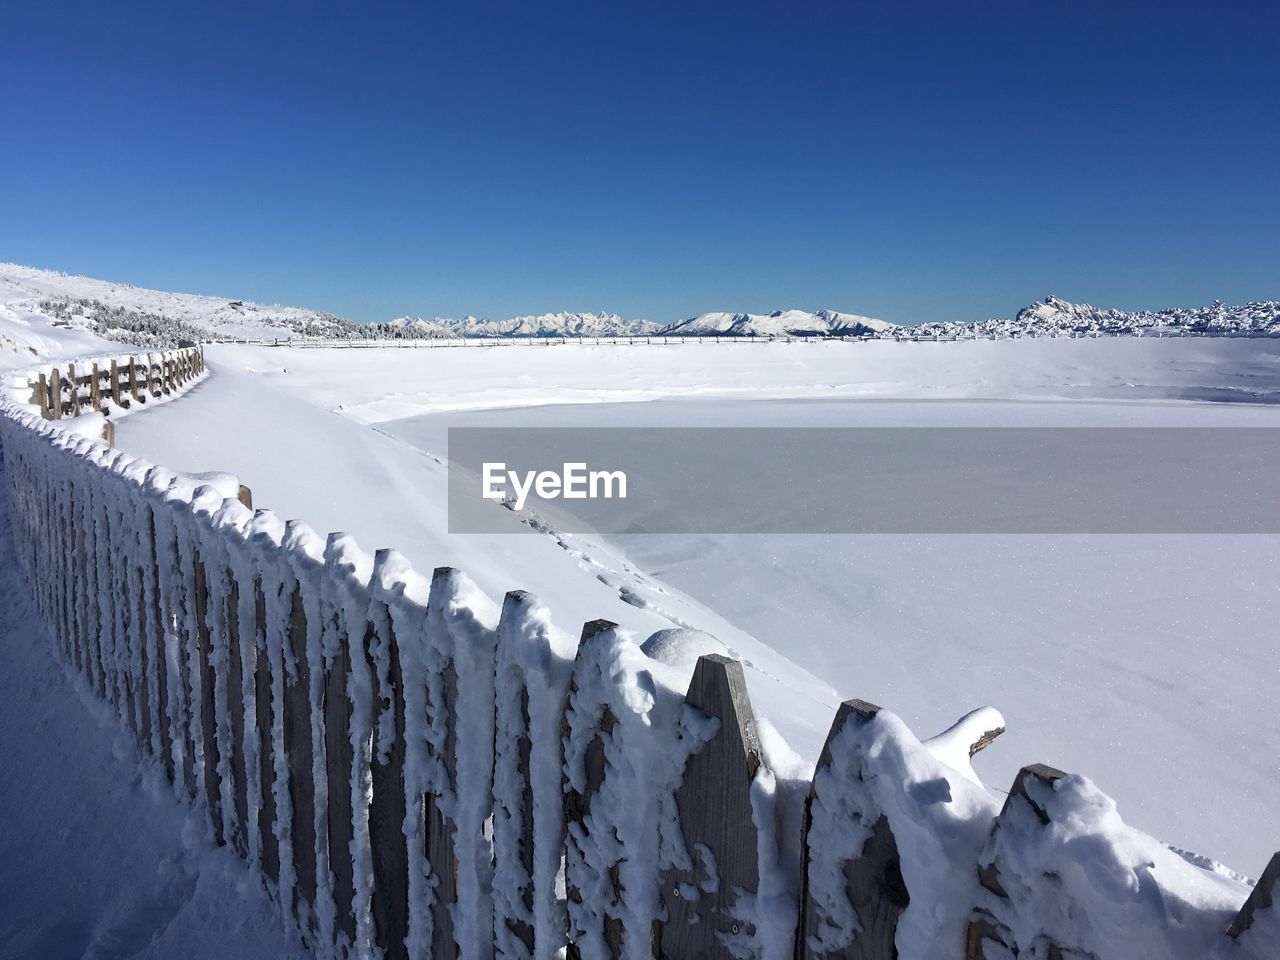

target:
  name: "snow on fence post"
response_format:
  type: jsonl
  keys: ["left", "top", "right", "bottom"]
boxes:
{"left": 493, "top": 589, "right": 574, "bottom": 960}
{"left": 134, "top": 488, "right": 174, "bottom": 780}
{"left": 368, "top": 549, "right": 413, "bottom": 960}
{"left": 563, "top": 618, "right": 625, "bottom": 960}
{"left": 320, "top": 531, "right": 378, "bottom": 953}
{"left": 248, "top": 526, "right": 283, "bottom": 889}
{"left": 562, "top": 620, "right": 705, "bottom": 960}
{"left": 280, "top": 520, "right": 326, "bottom": 939}
{"left": 147, "top": 467, "right": 194, "bottom": 793}
{"left": 657, "top": 654, "right": 761, "bottom": 960}
{"left": 965, "top": 764, "right": 1066, "bottom": 960}
{"left": 195, "top": 490, "right": 256, "bottom": 856}
{"left": 1228, "top": 852, "right": 1280, "bottom": 943}
{"left": 419, "top": 565, "right": 500, "bottom": 960}
{"left": 797, "top": 699, "right": 905, "bottom": 960}
{"left": 192, "top": 539, "right": 226, "bottom": 846}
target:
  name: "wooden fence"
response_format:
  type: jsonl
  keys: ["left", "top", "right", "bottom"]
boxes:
{"left": 0, "top": 352, "right": 1274, "bottom": 960}
{"left": 25, "top": 346, "right": 205, "bottom": 444}
{"left": 207, "top": 327, "right": 1275, "bottom": 349}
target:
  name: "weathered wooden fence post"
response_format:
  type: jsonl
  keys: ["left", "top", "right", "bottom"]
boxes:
{"left": 129, "top": 356, "right": 140, "bottom": 403}
{"left": 322, "top": 533, "right": 359, "bottom": 949}
{"left": 493, "top": 589, "right": 573, "bottom": 960}
{"left": 109, "top": 359, "right": 120, "bottom": 405}
{"left": 368, "top": 549, "right": 409, "bottom": 960}
{"left": 563, "top": 619, "right": 621, "bottom": 960}
{"left": 285, "top": 579, "right": 318, "bottom": 922}
{"left": 90, "top": 362, "right": 101, "bottom": 411}
{"left": 254, "top": 574, "right": 281, "bottom": 887}
{"left": 418, "top": 564, "right": 501, "bottom": 960}
{"left": 965, "top": 764, "right": 1066, "bottom": 960}
{"left": 658, "top": 654, "right": 760, "bottom": 960}
{"left": 51, "top": 367, "right": 63, "bottom": 418}
{"left": 797, "top": 699, "right": 904, "bottom": 960}
{"left": 37, "top": 373, "right": 49, "bottom": 418}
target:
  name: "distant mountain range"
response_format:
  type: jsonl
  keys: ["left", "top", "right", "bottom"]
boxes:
{"left": 906, "top": 295, "right": 1280, "bottom": 340}
{"left": 3, "top": 264, "right": 1277, "bottom": 348}
{"left": 388, "top": 307, "right": 896, "bottom": 339}
{"left": 388, "top": 311, "right": 659, "bottom": 339}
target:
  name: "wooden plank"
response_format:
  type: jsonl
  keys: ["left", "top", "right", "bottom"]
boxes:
{"left": 1227, "top": 851, "right": 1280, "bottom": 940}
{"left": 193, "top": 548, "right": 224, "bottom": 846}
{"left": 227, "top": 576, "right": 249, "bottom": 858}
{"left": 238, "top": 485, "right": 253, "bottom": 509}
{"left": 50, "top": 368, "right": 62, "bottom": 419}
{"left": 109, "top": 360, "right": 120, "bottom": 405}
{"left": 325, "top": 605, "right": 357, "bottom": 945}
{"left": 129, "top": 357, "right": 140, "bottom": 403}
{"left": 145, "top": 506, "right": 174, "bottom": 781}
{"left": 128, "top": 510, "right": 153, "bottom": 755}
{"left": 659, "top": 654, "right": 760, "bottom": 960}
{"left": 965, "top": 764, "right": 1067, "bottom": 960}
{"left": 368, "top": 595, "right": 409, "bottom": 960}
{"left": 284, "top": 582, "right": 318, "bottom": 917}
{"left": 37, "top": 373, "right": 49, "bottom": 418}
{"left": 67, "top": 363, "right": 78, "bottom": 414}
{"left": 564, "top": 619, "right": 623, "bottom": 960}
{"left": 494, "top": 589, "right": 537, "bottom": 957}
{"left": 426, "top": 657, "right": 459, "bottom": 959}
{"left": 255, "top": 580, "right": 281, "bottom": 886}
{"left": 798, "top": 699, "right": 907, "bottom": 960}
{"left": 90, "top": 362, "right": 101, "bottom": 411}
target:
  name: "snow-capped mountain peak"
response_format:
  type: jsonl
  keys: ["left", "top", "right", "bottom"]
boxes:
{"left": 661, "top": 308, "right": 895, "bottom": 337}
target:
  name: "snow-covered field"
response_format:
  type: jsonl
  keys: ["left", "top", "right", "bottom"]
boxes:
{"left": 104, "top": 337, "right": 1280, "bottom": 877}
{"left": 2, "top": 266, "right": 1278, "bottom": 953}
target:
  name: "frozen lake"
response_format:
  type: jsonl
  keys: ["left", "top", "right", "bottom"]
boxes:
{"left": 382, "top": 395, "right": 1280, "bottom": 873}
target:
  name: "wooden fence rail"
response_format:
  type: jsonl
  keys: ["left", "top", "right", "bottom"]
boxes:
{"left": 26, "top": 346, "right": 204, "bottom": 429}
{"left": 0, "top": 350, "right": 1275, "bottom": 960}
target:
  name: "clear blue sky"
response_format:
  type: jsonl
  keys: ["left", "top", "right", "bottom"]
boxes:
{"left": 2, "top": 1, "right": 1277, "bottom": 325}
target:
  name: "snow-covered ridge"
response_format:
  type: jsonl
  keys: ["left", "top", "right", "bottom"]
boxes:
{"left": 899, "top": 294, "right": 1280, "bottom": 340}
{"left": 663, "top": 307, "right": 895, "bottom": 338}
{"left": 392, "top": 311, "right": 662, "bottom": 338}
{"left": 4, "top": 264, "right": 1279, "bottom": 354}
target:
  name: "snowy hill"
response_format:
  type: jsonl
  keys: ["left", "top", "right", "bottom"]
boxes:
{"left": 663, "top": 307, "right": 895, "bottom": 337}
{"left": 0, "top": 262, "right": 373, "bottom": 343}
{"left": 899, "top": 294, "right": 1280, "bottom": 340}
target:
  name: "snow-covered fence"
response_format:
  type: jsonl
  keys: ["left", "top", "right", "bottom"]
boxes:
{"left": 8, "top": 346, "right": 205, "bottom": 446}
{"left": 0, "top": 371, "right": 1276, "bottom": 960}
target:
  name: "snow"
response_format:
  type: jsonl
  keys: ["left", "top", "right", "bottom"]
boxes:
{"left": 803, "top": 708, "right": 999, "bottom": 959}
{"left": 976, "top": 770, "right": 1262, "bottom": 959}
{"left": 100, "top": 337, "right": 1280, "bottom": 878}
{"left": 1, "top": 267, "right": 1276, "bottom": 957}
